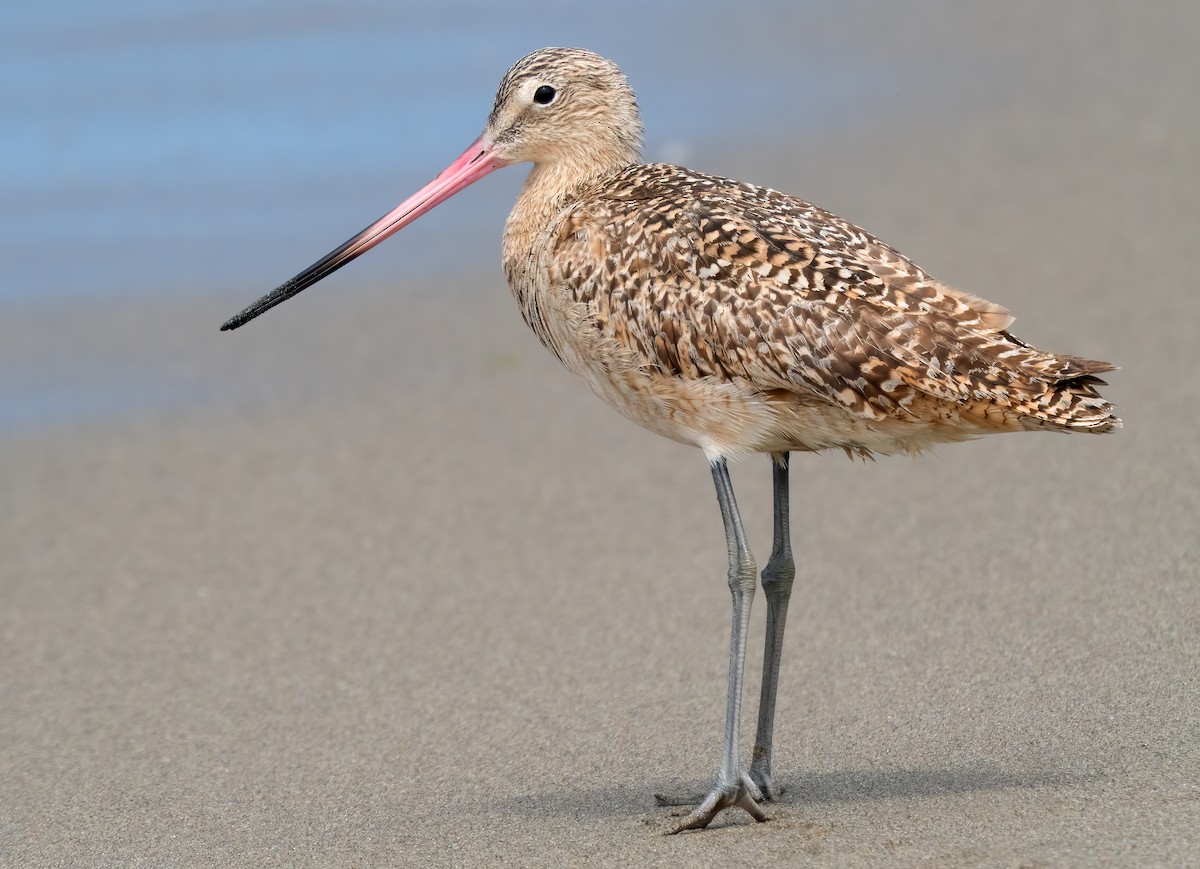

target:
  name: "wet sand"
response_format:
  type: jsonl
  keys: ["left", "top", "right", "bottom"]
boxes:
{"left": 3, "top": 2, "right": 1198, "bottom": 865}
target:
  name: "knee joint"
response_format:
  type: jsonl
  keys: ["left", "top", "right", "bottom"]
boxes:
{"left": 728, "top": 555, "right": 757, "bottom": 592}
{"left": 761, "top": 558, "right": 795, "bottom": 590}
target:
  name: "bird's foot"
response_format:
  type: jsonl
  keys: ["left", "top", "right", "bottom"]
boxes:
{"left": 748, "top": 763, "right": 785, "bottom": 802}
{"left": 663, "top": 773, "right": 769, "bottom": 834}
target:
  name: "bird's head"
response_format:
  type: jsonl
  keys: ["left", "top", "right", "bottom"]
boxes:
{"left": 483, "top": 47, "right": 643, "bottom": 172}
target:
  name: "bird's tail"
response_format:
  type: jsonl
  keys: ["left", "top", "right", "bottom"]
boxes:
{"left": 1011, "top": 356, "right": 1121, "bottom": 433}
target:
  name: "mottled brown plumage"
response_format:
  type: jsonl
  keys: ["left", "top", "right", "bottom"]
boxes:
{"left": 495, "top": 51, "right": 1117, "bottom": 465}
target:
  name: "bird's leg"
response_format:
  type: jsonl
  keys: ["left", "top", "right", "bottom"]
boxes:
{"left": 749, "top": 452, "right": 795, "bottom": 801}
{"left": 668, "top": 459, "right": 770, "bottom": 833}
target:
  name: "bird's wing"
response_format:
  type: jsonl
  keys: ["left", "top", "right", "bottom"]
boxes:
{"left": 550, "top": 166, "right": 1111, "bottom": 420}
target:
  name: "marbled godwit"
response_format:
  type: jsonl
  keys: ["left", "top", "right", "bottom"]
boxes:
{"left": 221, "top": 47, "right": 1119, "bottom": 832}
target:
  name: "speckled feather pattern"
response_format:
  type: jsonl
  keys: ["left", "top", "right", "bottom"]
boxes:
{"left": 495, "top": 50, "right": 1117, "bottom": 461}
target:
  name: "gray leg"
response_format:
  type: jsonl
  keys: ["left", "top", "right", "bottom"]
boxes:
{"left": 669, "top": 459, "right": 770, "bottom": 833}
{"left": 749, "top": 452, "right": 795, "bottom": 800}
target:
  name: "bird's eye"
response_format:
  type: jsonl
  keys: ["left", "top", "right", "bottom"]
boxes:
{"left": 533, "top": 85, "right": 557, "bottom": 105}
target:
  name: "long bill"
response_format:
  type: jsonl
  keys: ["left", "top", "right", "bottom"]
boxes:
{"left": 220, "top": 136, "right": 508, "bottom": 331}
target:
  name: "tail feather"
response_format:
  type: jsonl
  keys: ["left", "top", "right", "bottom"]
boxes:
{"left": 1016, "top": 357, "right": 1121, "bottom": 433}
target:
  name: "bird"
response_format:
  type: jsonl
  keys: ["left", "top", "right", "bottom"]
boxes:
{"left": 221, "top": 47, "right": 1119, "bottom": 833}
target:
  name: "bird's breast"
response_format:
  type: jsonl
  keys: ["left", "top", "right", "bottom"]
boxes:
{"left": 500, "top": 241, "right": 779, "bottom": 457}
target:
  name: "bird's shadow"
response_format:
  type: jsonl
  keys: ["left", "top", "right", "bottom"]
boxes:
{"left": 778, "top": 765, "right": 1093, "bottom": 803}
{"left": 489, "top": 765, "right": 1100, "bottom": 822}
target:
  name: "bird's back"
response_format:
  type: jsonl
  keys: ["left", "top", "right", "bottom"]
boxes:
{"left": 508, "top": 163, "right": 1117, "bottom": 456}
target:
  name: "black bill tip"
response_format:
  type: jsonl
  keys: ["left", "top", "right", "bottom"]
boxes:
{"left": 220, "top": 222, "right": 373, "bottom": 332}
{"left": 220, "top": 278, "right": 302, "bottom": 331}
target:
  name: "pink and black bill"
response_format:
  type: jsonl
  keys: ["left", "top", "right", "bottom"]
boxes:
{"left": 220, "top": 137, "right": 507, "bottom": 331}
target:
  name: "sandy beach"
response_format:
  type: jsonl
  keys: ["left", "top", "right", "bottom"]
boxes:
{"left": 3, "top": 2, "right": 1198, "bottom": 865}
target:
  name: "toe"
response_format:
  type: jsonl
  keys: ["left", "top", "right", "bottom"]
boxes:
{"left": 749, "top": 767, "right": 785, "bottom": 802}
{"left": 664, "top": 778, "right": 770, "bottom": 834}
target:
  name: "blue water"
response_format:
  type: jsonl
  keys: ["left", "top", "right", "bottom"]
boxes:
{"left": 0, "top": 0, "right": 880, "bottom": 304}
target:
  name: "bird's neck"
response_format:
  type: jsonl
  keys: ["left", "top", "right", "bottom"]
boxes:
{"left": 502, "top": 157, "right": 633, "bottom": 285}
